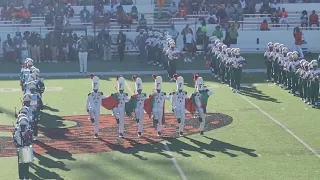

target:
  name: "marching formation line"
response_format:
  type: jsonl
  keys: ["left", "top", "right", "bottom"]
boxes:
{"left": 238, "top": 94, "right": 320, "bottom": 159}
{"left": 0, "top": 69, "right": 266, "bottom": 78}
{"left": 124, "top": 80, "right": 187, "bottom": 180}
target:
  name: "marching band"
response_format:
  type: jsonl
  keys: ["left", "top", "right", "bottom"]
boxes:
{"left": 264, "top": 42, "right": 319, "bottom": 108}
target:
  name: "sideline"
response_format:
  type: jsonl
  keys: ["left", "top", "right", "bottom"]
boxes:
{"left": 0, "top": 69, "right": 265, "bottom": 78}
{"left": 238, "top": 94, "right": 320, "bottom": 158}
{"left": 124, "top": 80, "right": 188, "bottom": 180}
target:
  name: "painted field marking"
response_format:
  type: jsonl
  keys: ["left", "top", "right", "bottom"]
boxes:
{"left": 235, "top": 109, "right": 239, "bottom": 111}
{"left": 281, "top": 108, "right": 286, "bottom": 111}
{"left": 239, "top": 94, "right": 320, "bottom": 158}
{"left": 124, "top": 80, "right": 187, "bottom": 180}
{"left": 304, "top": 108, "right": 308, "bottom": 110}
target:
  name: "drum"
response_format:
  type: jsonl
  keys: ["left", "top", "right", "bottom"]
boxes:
{"left": 18, "top": 145, "right": 34, "bottom": 163}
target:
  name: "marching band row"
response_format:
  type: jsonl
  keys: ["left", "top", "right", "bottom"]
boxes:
{"left": 264, "top": 42, "right": 319, "bottom": 108}
{"left": 13, "top": 58, "right": 46, "bottom": 180}
{"left": 206, "top": 36, "right": 247, "bottom": 93}
{"left": 86, "top": 73, "right": 213, "bottom": 139}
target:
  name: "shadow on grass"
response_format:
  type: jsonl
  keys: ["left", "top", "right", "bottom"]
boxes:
{"left": 240, "top": 86, "right": 281, "bottom": 103}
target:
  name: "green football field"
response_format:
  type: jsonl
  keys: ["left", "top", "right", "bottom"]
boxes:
{"left": 0, "top": 53, "right": 319, "bottom": 180}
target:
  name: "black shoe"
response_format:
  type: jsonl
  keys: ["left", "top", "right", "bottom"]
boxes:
{"left": 116, "top": 119, "right": 120, "bottom": 124}
{"left": 90, "top": 118, "right": 95, "bottom": 123}
{"left": 199, "top": 117, "right": 203, "bottom": 122}
{"left": 138, "top": 132, "right": 142, "bottom": 137}
{"left": 119, "top": 133, "right": 124, "bottom": 138}
{"left": 157, "top": 131, "right": 161, "bottom": 137}
{"left": 136, "top": 118, "right": 139, "bottom": 123}
{"left": 177, "top": 118, "right": 181, "bottom": 123}
{"left": 200, "top": 131, "right": 204, "bottom": 136}
{"left": 94, "top": 133, "right": 98, "bottom": 138}
{"left": 154, "top": 119, "right": 159, "bottom": 125}
{"left": 179, "top": 132, "right": 183, "bottom": 136}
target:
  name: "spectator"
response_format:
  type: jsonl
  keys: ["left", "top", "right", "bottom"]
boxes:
{"left": 157, "top": 0, "right": 164, "bottom": 19}
{"left": 80, "top": 6, "right": 91, "bottom": 23}
{"left": 117, "top": 6, "right": 132, "bottom": 29}
{"left": 13, "top": 32, "right": 23, "bottom": 63}
{"left": 225, "top": 4, "right": 235, "bottom": 20}
{"left": 31, "top": 32, "right": 41, "bottom": 63}
{"left": 91, "top": 9, "right": 101, "bottom": 25}
{"left": 271, "top": 8, "right": 280, "bottom": 26}
{"left": 200, "top": 21, "right": 207, "bottom": 35}
{"left": 1, "top": 6, "right": 7, "bottom": 21}
{"left": 61, "top": 33, "right": 69, "bottom": 61}
{"left": 259, "top": 0, "right": 270, "bottom": 14}
{"left": 103, "top": 12, "right": 111, "bottom": 29}
{"left": 3, "top": 34, "right": 14, "bottom": 61}
{"left": 279, "top": 8, "right": 288, "bottom": 24}
{"left": 117, "top": 30, "right": 126, "bottom": 62}
{"left": 260, "top": 19, "right": 270, "bottom": 31}
{"left": 63, "top": 4, "right": 74, "bottom": 25}
{"left": 43, "top": 33, "right": 51, "bottom": 63}
{"left": 293, "top": 27, "right": 304, "bottom": 58}
{"left": 207, "top": 11, "right": 217, "bottom": 24}
{"left": 94, "top": 0, "right": 104, "bottom": 14}
{"left": 136, "top": 30, "right": 148, "bottom": 63}
{"left": 21, "top": 8, "right": 31, "bottom": 24}
{"left": 130, "top": 6, "right": 138, "bottom": 22}
{"left": 77, "top": 35, "right": 89, "bottom": 73}
{"left": 12, "top": 7, "right": 22, "bottom": 24}
{"left": 246, "top": 0, "right": 256, "bottom": 14}
{"left": 223, "top": 31, "right": 231, "bottom": 47}
{"left": 191, "top": 0, "right": 199, "bottom": 14}
{"left": 137, "top": 14, "right": 147, "bottom": 32}
{"left": 239, "top": 0, "right": 246, "bottom": 10}
{"left": 216, "top": 6, "right": 228, "bottom": 28}
{"left": 28, "top": 1, "right": 37, "bottom": 16}
{"left": 168, "top": 24, "right": 179, "bottom": 43}
{"left": 228, "top": 23, "right": 238, "bottom": 44}
{"left": 167, "top": 2, "right": 179, "bottom": 19}
{"left": 45, "top": 10, "right": 55, "bottom": 27}
{"left": 181, "top": 24, "right": 193, "bottom": 45}
{"left": 103, "top": 31, "right": 112, "bottom": 61}
{"left": 196, "top": 27, "right": 205, "bottom": 45}
{"left": 234, "top": 4, "right": 244, "bottom": 21}
{"left": 270, "top": 0, "right": 279, "bottom": 13}
{"left": 309, "top": 10, "right": 319, "bottom": 29}
{"left": 212, "top": 25, "right": 223, "bottom": 40}
{"left": 36, "top": 0, "right": 45, "bottom": 16}
{"left": 178, "top": 2, "right": 187, "bottom": 20}
{"left": 301, "top": 10, "right": 308, "bottom": 27}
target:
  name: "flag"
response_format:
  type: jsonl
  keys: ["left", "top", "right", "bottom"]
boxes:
{"left": 102, "top": 94, "right": 119, "bottom": 110}
{"left": 185, "top": 93, "right": 197, "bottom": 114}
{"left": 125, "top": 95, "right": 137, "bottom": 117}
{"left": 185, "top": 92, "right": 209, "bottom": 114}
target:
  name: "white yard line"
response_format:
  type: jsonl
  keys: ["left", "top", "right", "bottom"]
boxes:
{"left": 238, "top": 94, "right": 320, "bottom": 158}
{"left": 124, "top": 80, "right": 187, "bottom": 180}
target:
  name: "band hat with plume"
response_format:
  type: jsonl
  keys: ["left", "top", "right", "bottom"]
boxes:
{"left": 152, "top": 74, "right": 162, "bottom": 90}
{"left": 173, "top": 74, "right": 184, "bottom": 90}
{"left": 194, "top": 74, "right": 204, "bottom": 91}
{"left": 117, "top": 75, "right": 125, "bottom": 90}
{"left": 92, "top": 76, "right": 99, "bottom": 90}
{"left": 132, "top": 75, "right": 143, "bottom": 91}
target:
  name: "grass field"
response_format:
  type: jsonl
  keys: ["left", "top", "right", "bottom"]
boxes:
{"left": 0, "top": 54, "right": 319, "bottom": 180}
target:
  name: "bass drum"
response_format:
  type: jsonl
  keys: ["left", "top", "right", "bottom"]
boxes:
{"left": 18, "top": 145, "right": 34, "bottom": 163}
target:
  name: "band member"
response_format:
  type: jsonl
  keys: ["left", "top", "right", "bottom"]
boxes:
{"left": 86, "top": 76, "right": 107, "bottom": 138}
{"left": 170, "top": 75, "right": 187, "bottom": 136}
{"left": 13, "top": 117, "right": 33, "bottom": 180}
{"left": 232, "top": 49, "right": 246, "bottom": 93}
{"left": 217, "top": 45, "right": 227, "bottom": 83}
{"left": 288, "top": 52, "right": 299, "bottom": 94}
{"left": 192, "top": 74, "right": 213, "bottom": 135}
{"left": 165, "top": 42, "right": 180, "bottom": 81}
{"left": 264, "top": 42, "right": 274, "bottom": 81}
{"left": 29, "top": 82, "right": 43, "bottom": 140}
{"left": 308, "top": 60, "right": 319, "bottom": 107}
{"left": 20, "top": 59, "right": 33, "bottom": 91}
{"left": 150, "top": 75, "right": 169, "bottom": 137}
{"left": 130, "top": 76, "right": 147, "bottom": 137}
{"left": 112, "top": 76, "right": 129, "bottom": 138}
